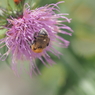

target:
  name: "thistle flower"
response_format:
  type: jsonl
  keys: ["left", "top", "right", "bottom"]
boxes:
{"left": 0, "top": 1, "right": 73, "bottom": 75}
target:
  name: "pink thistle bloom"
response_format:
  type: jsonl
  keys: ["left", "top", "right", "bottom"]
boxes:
{"left": 0, "top": 1, "right": 73, "bottom": 75}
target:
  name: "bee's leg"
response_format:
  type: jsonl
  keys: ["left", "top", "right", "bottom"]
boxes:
{"left": 47, "top": 43, "right": 49, "bottom": 46}
{"left": 47, "top": 38, "right": 50, "bottom": 46}
{"left": 34, "top": 37, "right": 36, "bottom": 39}
{"left": 32, "top": 40, "right": 36, "bottom": 45}
{"left": 34, "top": 32, "right": 38, "bottom": 39}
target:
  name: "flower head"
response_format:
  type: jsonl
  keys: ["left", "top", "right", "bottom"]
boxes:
{"left": 0, "top": 1, "right": 73, "bottom": 75}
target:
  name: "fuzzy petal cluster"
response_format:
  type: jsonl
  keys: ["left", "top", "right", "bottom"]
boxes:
{"left": 0, "top": 2, "right": 73, "bottom": 75}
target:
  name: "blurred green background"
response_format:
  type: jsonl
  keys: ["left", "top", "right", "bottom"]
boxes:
{"left": 0, "top": 0, "right": 95, "bottom": 95}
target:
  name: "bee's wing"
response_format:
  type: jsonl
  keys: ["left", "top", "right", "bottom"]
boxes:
{"left": 39, "top": 28, "right": 48, "bottom": 35}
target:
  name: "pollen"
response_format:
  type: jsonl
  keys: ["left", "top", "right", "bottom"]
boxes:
{"left": 32, "top": 45, "right": 44, "bottom": 53}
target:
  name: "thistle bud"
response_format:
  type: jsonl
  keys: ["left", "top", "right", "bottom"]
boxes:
{"left": 14, "top": 0, "right": 22, "bottom": 4}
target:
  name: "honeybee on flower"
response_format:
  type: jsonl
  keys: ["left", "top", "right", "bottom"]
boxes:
{"left": 31, "top": 28, "right": 50, "bottom": 53}
{"left": 0, "top": 1, "right": 73, "bottom": 75}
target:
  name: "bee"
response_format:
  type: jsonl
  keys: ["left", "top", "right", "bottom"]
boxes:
{"left": 31, "top": 28, "right": 50, "bottom": 53}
